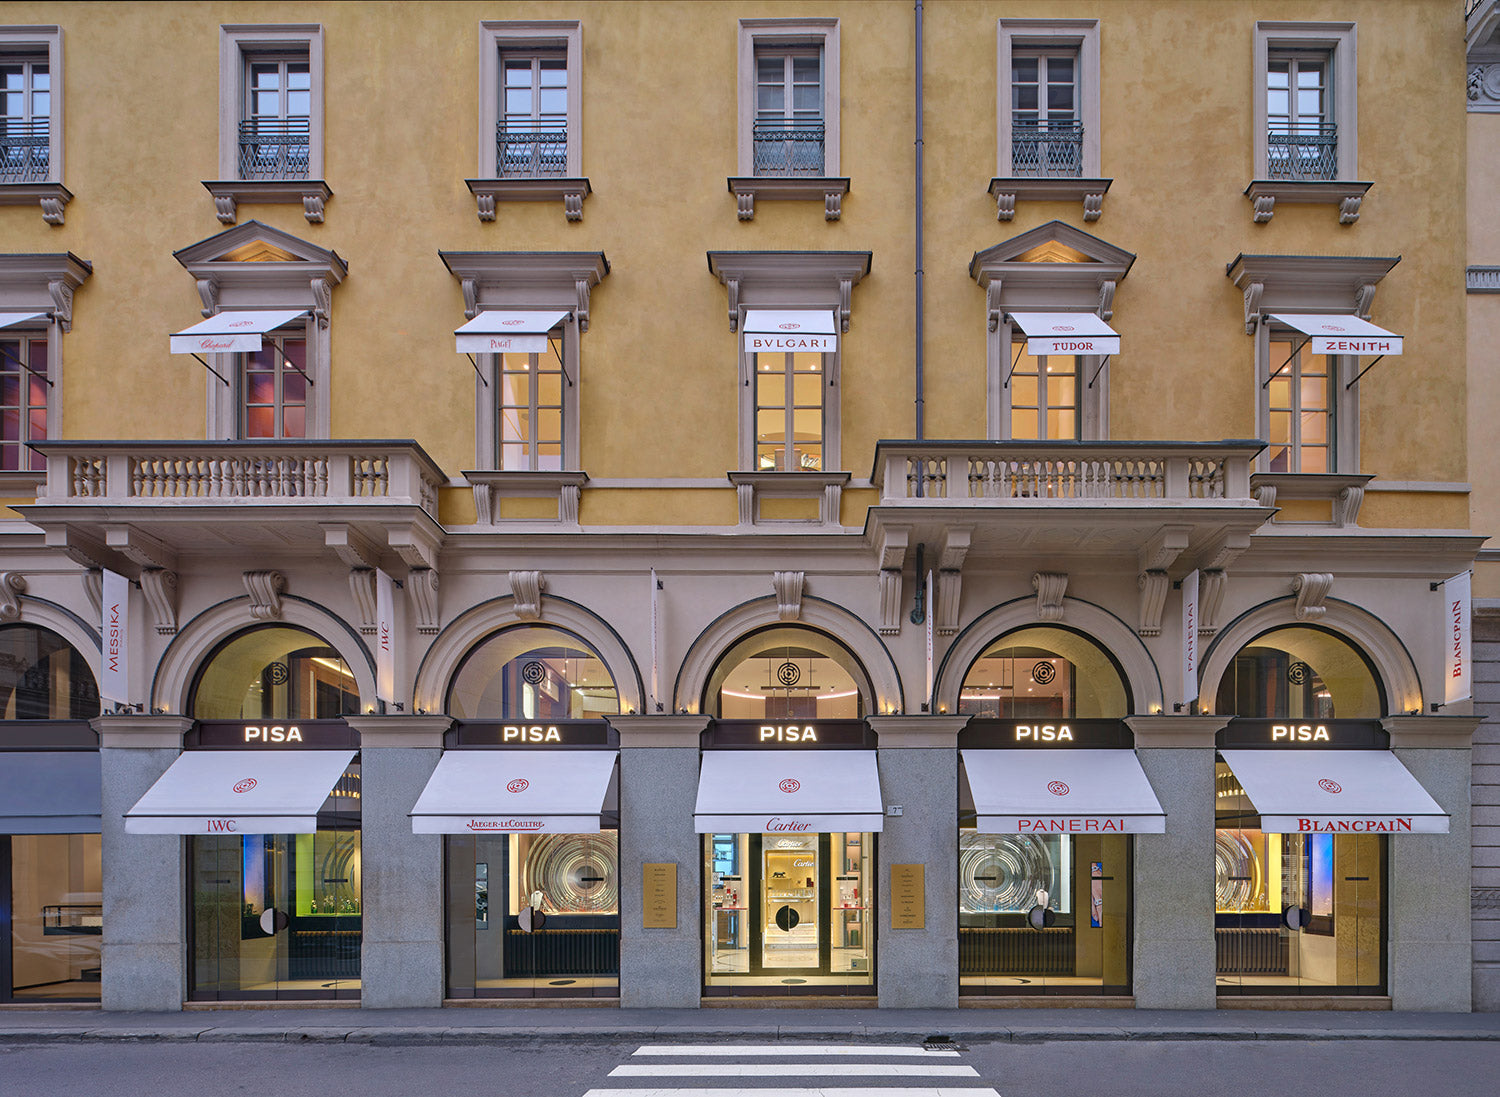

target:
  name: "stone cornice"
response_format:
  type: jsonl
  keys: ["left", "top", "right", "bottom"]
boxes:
{"left": 608, "top": 714, "right": 710, "bottom": 748}
{"left": 868, "top": 715, "right": 969, "bottom": 748}
{"left": 1382, "top": 715, "right": 1482, "bottom": 750}
{"left": 91, "top": 714, "right": 193, "bottom": 749}
{"left": 344, "top": 714, "right": 452, "bottom": 748}
{"left": 1125, "top": 715, "right": 1227, "bottom": 748}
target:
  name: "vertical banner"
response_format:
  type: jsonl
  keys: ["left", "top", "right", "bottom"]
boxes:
{"left": 1181, "top": 569, "right": 1200, "bottom": 706}
{"left": 101, "top": 569, "right": 130, "bottom": 709}
{"left": 924, "top": 569, "right": 935, "bottom": 708}
{"left": 375, "top": 568, "right": 396, "bottom": 706}
{"left": 1444, "top": 570, "right": 1472, "bottom": 704}
{"left": 650, "top": 568, "right": 660, "bottom": 712}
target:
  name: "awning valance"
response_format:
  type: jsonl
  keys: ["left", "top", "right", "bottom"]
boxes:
{"left": 454, "top": 310, "right": 568, "bottom": 355}
{"left": 0, "top": 752, "right": 101, "bottom": 834}
{"left": 124, "top": 750, "right": 354, "bottom": 835}
{"left": 410, "top": 750, "right": 617, "bottom": 834}
{"left": 694, "top": 749, "right": 884, "bottom": 833}
{"left": 0, "top": 311, "right": 49, "bottom": 330}
{"left": 169, "top": 309, "right": 308, "bottom": 354}
{"left": 1008, "top": 312, "right": 1120, "bottom": 356}
{"left": 1220, "top": 749, "right": 1446, "bottom": 834}
{"left": 962, "top": 749, "right": 1165, "bottom": 834}
{"left": 743, "top": 309, "right": 838, "bottom": 353}
{"left": 1267, "top": 313, "right": 1403, "bottom": 357}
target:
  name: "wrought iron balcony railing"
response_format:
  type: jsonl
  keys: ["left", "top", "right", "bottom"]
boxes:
{"left": 238, "top": 117, "right": 311, "bottom": 180}
{"left": 1010, "top": 121, "right": 1084, "bottom": 178}
{"left": 1266, "top": 122, "right": 1337, "bottom": 181}
{"left": 0, "top": 118, "right": 50, "bottom": 183}
{"left": 496, "top": 123, "right": 568, "bottom": 178}
{"left": 753, "top": 118, "right": 825, "bottom": 177}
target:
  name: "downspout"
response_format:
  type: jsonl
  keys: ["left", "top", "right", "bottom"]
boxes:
{"left": 914, "top": 0, "right": 925, "bottom": 440}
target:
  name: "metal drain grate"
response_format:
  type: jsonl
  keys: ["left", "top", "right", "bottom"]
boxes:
{"left": 923, "top": 1034, "right": 963, "bottom": 1051}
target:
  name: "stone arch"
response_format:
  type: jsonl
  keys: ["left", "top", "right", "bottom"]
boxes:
{"left": 414, "top": 595, "right": 644, "bottom": 717}
{"left": 1199, "top": 596, "right": 1422, "bottom": 716}
{"left": 8, "top": 595, "right": 102, "bottom": 677}
{"left": 151, "top": 595, "right": 376, "bottom": 714}
{"left": 673, "top": 595, "right": 903, "bottom": 715}
{"left": 934, "top": 596, "right": 1164, "bottom": 715}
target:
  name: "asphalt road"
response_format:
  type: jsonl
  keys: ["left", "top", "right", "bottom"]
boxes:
{"left": 2, "top": 1037, "right": 1498, "bottom": 1097}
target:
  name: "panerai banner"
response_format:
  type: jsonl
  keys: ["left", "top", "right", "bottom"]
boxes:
{"left": 102, "top": 568, "right": 130, "bottom": 708}
{"left": 1181, "top": 569, "right": 1199, "bottom": 705}
{"left": 1443, "top": 571, "right": 1472, "bottom": 705}
{"left": 375, "top": 568, "right": 396, "bottom": 705}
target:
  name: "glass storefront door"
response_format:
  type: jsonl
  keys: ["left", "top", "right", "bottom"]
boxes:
{"left": 2, "top": 834, "right": 102, "bottom": 1001}
{"left": 704, "top": 831, "right": 873, "bottom": 994}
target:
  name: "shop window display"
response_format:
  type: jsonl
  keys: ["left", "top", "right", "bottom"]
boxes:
{"left": 705, "top": 626, "right": 870, "bottom": 719}
{"left": 0, "top": 624, "right": 100, "bottom": 719}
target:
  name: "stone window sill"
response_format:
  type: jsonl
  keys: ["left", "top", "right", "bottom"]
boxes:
{"left": 1251, "top": 471, "right": 1374, "bottom": 527}
{"left": 203, "top": 180, "right": 332, "bottom": 225}
{"left": 466, "top": 178, "right": 591, "bottom": 222}
{"left": 465, "top": 470, "right": 588, "bottom": 526}
{"left": 0, "top": 182, "right": 72, "bottom": 225}
{"left": 728, "top": 177, "right": 849, "bottom": 222}
{"left": 989, "top": 177, "right": 1111, "bottom": 222}
{"left": 728, "top": 471, "right": 850, "bottom": 527}
{"left": 1244, "top": 180, "right": 1372, "bottom": 224}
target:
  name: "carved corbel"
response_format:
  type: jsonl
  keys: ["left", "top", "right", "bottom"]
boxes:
{"left": 564, "top": 190, "right": 584, "bottom": 222}
{"left": 986, "top": 279, "right": 1003, "bottom": 333}
{"left": 213, "top": 193, "right": 237, "bottom": 224}
{"left": 1138, "top": 526, "right": 1189, "bottom": 574}
{"left": 993, "top": 190, "right": 1016, "bottom": 221}
{"left": 725, "top": 277, "right": 741, "bottom": 332}
{"left": 196, "top": 278, "right": 220, "bottom": 319}
{"left": 1355, "top": 282, "right": 1377, "bottom": 320}
{"left": 1252, "top": 194, "right": 1275, "bottom": 223}
{"left": 1254, "top": 483, "right": 1278, "bottom": 509}
{"left": 877, "top": 528, "right": 909, "bottom": 635}
{"left": 325, "top": 525, "right": 380, "bottom": 570}
{"left": 823, "top": 189, "right": 842, "bottom": 221}
{"left": 349, "top": 568, "right": 377, "bottom": 634}
{"left": 407, "top": 568, "right": 440, "bottom": 634}
{"left": 303, "top": 193, "right": 326, "bottom": 224}
{"left": 1097, "top": 280, "right": 1116, "bottom": 322}
{"left": 139, "top": 569, "right": 178, "bottom": 635}
{"left": 575, "top": 278, "right": 592, "bottom": 334}
{"left": 1199, "top": 530, "right": 1252, "bottom": 574}
{"left": 461, "top": 277, "right": 480, "bottom": 320}
{"left": 1199, "top": 569, "right": 1227, "bottom": 635}
{"left": 510, "top": 570, "right": 545, "bottom": 621}
{"left": 935, "top": 528, "right": 970, "bottom": 635}
{"left": 1333, "top": 483, "right": 1365, "bottom": 527}
{"left": 244, "top": 570, "right": 286, "bottom": 620}
{"left": 475, "top": 192, "right": 496, "bottom": 221}
{"left": 1243, "top": 281, "right": 1264, "bottom": 334}
{"left": 736, "top": 192, "right": 755, "bottom": 221}
{"left": 48, "top": 280, "right": 75, "bottom": 333}
{"left": 387, "top": 525, "right": 440, "bottom": 571}
{"left": 1292, "top": 572, "right": 1333, "bottom": 621}
{"left": 39, "top": 195, "right": 67, "bottom": 226}
{"left": 83, "top": 569, "right": 102, "bottom": 622}
{"left": 773, "top": 571, "right": 805, "bottom": 622}
{"left": 1082, "top": 192, "right": 1104, "bottom": 222}
{"left": 1032, "top": 572, "right": 1068, "bottom": 621}
{"left": 311, "top": 278, "right": 332, "bottom": 330}
{"left": 1338, "top": 196, "right": 1362, "bottom": 225}
{"left": 0, "top": 572, "right": 27, "bottom": 621}
{"left": 1137, "top": 570, "right": 1169, "bottom": 637}
{"left": 839, "top": 277, "right": 852, "bottom": 333}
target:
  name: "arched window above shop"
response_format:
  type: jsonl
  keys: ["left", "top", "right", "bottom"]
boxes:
{"left": 189, "top": 626, "right": 358, "bottom": 719}
{"left": 957, "top": 625, "right": 1129, "bottom": 718}
{"left": 1211, "top": 626, "right": 1383, "bottom": 719}
{"left": 704, "top": 625, "right": 872, "bottom": 719}
{"left": 447, "top": 625, "right": 619, "bottom": 720}
{"left": 0, "top": 624, "right": 99, "bottom": 719}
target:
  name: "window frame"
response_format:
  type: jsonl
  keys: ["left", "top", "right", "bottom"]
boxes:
{"left": 997, "top": 20, "right": 1099, "bottom": 180}
{"left": 239, "top": 328, "right": 311, "bottom": 440}
{"left": 0, "top": 325, "right": 50, "bottom": 472}
{"left": 1003, "top": 339, "right": 1086, "bottom": 442}
{"left": 1255, "top": 321, "right": 1353, "bottom": 475}
{"left": 738, "top": 19, "right": 839, "bottom": 177}
{"left": 479, "top": 21, "right": 581, "bottom": 179}
{"left": 219, "top": 25, "right": 324, "bottom": 182}
{"left": 752, "top": 347, "right": 829, "bottom": 472}
{"left": 1253, "top": 22, "right": 1356, "bottom": 182}
{"left": 0, "top": 25, "right": 62, "bottom": 185}
{"left": 492, "top": 332, "right": 574, "bottom": 472}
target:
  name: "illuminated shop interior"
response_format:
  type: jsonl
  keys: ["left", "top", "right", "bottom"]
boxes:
{"left": 706, "top": 626, "right": 869, "bottom": 720}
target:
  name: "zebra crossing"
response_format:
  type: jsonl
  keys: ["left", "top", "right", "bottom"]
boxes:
{"left": 581, "top": 1042, "right": 1001, "bottom": 1097}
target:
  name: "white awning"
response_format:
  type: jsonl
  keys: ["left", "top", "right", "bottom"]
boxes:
{"left": 124, "top": 750, "right": 354, "bottom": 835}
{"left": 454, "top": 310, "right": 568, "bottom": 354}
{"left": 1220, "top": 749, "right": 1446, "bottom": 835}
{"left": 694, "top": 750, "right": 884, "bottom": 833}
{"left": 743, "top": 309, "right": 838, "bottom": 353}
{"left": 0, "top": 311, "right": 48, "bottom": 330}
{"left": 0, "top": 753, "right": 101, "bottom": 834}
{"left": 1008, "top": 312, "right": 1121, "bottom": 356}
{"left": 170, "top": 309, "right": 308, "bottom": 354}
{"left": 962, "top": 749, "right": 1165, "bottom": 834}
{"left": 1268, "top": 313, "right": 1403, "bottom": 357}
{"left": 409, "top": 750, "right": 617, "bottom": 834}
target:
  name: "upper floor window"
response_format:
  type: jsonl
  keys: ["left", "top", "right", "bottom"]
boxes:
{"left": 1007, "top": 343, "right": 1080, "bottom": 441}
{"left": 997, "top": 20, "right": 1099, "bottom": 180}
{"left": 499, "top": 51, "right": 567, "bottom": 178}
{"left": 754, "top": 46, "right": 823, "bottom": 176}
{"left": 0, "top": 326, "right": 47, "bottom": 469}
{"left": 498, "top": 335, "right": 566, "bottom": 471}
{"left": 219, "top": 25, "right": 324, "bottom": 183}
{"left": 754, "top": 348, "right": 825, "bottom": 471}
{"left": 1265, "top": 336, "right": 1332, "bottom": 472}
{"left": 241, "top": 331, "right": 309, "bottom": 439}
{"left": 1253, "top": 23, "right": 1356, "bottom": 182}
{"left": 0, "top": 55, "right": 49, "bottom": 183}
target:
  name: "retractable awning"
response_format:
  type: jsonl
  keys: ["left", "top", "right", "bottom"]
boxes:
{"left": 694, "top": 750, "right": 884, "bottom": 833}
{"left": 0, "top": 312, "right": 49, "bottom": 329}
{"left": 1267, "top": 313, "right": 1403, "bottom": 357}
{"left": 409, "top": 750, "right": 618, "bottom": 834}
{"left": 169, "top": 309, "right": 308, "bottom": 354}
{"left": 454, "top": 310, "right": 568, "bottom": 354}
{"left": 742, "top": 309, "right": 838, "bottom": 353}
{"left": 0, "top": 753, "right": 101, "bottom": 834}
{"left": 1220, "top": 749, "right": 1446, "bottom": 835}
{"left": 1008, "top": 312, "right": 1121, "bottom": 356}
{"left": 962, "top": 749, "right": 1165, "bottom": 834}
{"left": 124, "top": 750, "right": 354, "bottom": 835}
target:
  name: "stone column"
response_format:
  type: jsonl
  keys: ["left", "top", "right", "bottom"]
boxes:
{"left": 94, "top": 714, "right": 192, "bottom": 1012}
{"left": 1126, "top": 715, "right": 1225, "bottom": 1010}
{"left": 610, "top": 715, "right": 708, "bottom": 1008}
{"left": 868, "top": 716, "right": 965, "bottom": 1008}
{"left": 344, "top": 715, "right": 451, "bottom": 1008}
{"left": 1385, "top": 715, "right": 1479, "bottom": 1011}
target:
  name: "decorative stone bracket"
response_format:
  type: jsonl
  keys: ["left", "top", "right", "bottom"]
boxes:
{"left": 510, "top": 570, "right": 545, "bottom": 621}
{"left": 349, "top": 568, "right": 377, "bottom": 635}
{"left": 727, "top": 177, "right": 849, "bottom": 222}
{"left": 1292, "top": 572, "right": 1334, "bottom": 620}
{"left": 407, "top": 568, "right": 439, "bottom": 634}
{"left": 1137, "top": 570, "right": 1169, "bottom": 637}
{"left": 877, "top": 528, "right": 909, "bottom": 636}
{"left": 773, "top": 571, "right": 805, "bottom": 621}
{"left": 202, "top": 180, "right": 332, "bottom": 225}
{"left": 0, "top": 183, "right": 73, "bottom": 226}
{"left": 935, "top": 528, "right": 971, "bottom": 636}
{"left": 1032, "top": 572, "right": 1068, "bottom": 621}
{"left": 466, "top": 177, "right": 591, "bottom": 223}
{"left": 1243, "top": 180, "right": 1371, "bottom": 225}
{"left": 989, "top": 177, "right": 1110, "bottom": 223}
{"left": 244, "top": 570, "right": 286, "bottom": 620}
{"left": 0, "top": 572, "right": 27, "bottom": 621}
{"left": 140, "top": 569, "right": 178, "bottom": 635}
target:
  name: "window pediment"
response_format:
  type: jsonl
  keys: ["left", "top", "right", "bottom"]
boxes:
{"left": 174, "top": 221, "right": 346, "bottom": 320}
{"left": 707, "top": 250, "right": 870, "bottom": 333}
{"left": 970, "top": 222, "right": 1133, "bottom": 322}
{"left": 438, "top": 251, "right": 608, "bottom": 330}
{"left": 1225, "top": 252, "right": 1400, "bottom": 334}
{"left": 0, "top": 252, "right": 92, "bottom": 332}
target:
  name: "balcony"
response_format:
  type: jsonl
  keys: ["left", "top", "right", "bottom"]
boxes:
{"left": 753, "top": 119, "right": 825, "bottom": 177}
{"left": 238, "top": 118, "right": 311, "bottom": 180}
{"left": 1010, "top": 121, "right": 1083, "bottom": 178}
{"left": 1266, "top": 122, "right": 1337, "bottom": 181}
{"left": 466, "top": 123, "right": 589, "bottom": 222}
{"left": 0, "top": 118, "right": 49, "bottom": 183}
{"left": 496, "top": 124, "right": 567, "bottom": 178}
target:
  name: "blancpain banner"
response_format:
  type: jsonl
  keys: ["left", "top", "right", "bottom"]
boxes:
{"left": 1444, "top": 571, "right": 1472, "bottom": 705}
{"left": 1181, "top": 569, "right": 1199, "bottom": 705}
{"left": 102, "top": 569, "right": 130, "bottom": 708}
{"left": 375, "top": 568, "right": 396, "bottom": 706}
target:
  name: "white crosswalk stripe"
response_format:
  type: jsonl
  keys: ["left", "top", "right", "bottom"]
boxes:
{"left": 611, "top": 1065, "right": 979, "bottom": 1078}
{"left": 632, "top": 1046, "right": 960, "bottom": 1058}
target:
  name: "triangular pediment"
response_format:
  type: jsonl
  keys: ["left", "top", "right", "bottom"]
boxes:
{"left": 173, "top": 220, "right": 347, "bottom": 275}
{"left": 970, "top": 221, "right": 1135, "bottom": 275}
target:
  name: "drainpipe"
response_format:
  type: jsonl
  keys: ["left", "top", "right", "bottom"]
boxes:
{"left": 914, "top": 0, "right": 925, "bottom": 440}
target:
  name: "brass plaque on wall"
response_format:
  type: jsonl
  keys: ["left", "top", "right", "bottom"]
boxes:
{"left": 642, "top": 862, "right": 678, "bottom": 928}
{"left": 890, "top": 863, "right": 925, "bottom": 929}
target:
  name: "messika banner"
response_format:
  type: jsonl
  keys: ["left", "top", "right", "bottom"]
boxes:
{"left": 102, "top": 569, "right": 130, "bottom": 708}
{"left": 375, "top": 568, "right": 396, "bottom": 705}
{"left": 1181, "top": 569, "right": 1199, "bottom": 705}
{"left": 1443, "top": 570, "right": 1472, "bottom": 705}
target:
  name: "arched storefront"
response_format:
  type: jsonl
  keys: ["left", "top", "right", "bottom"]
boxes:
{"left": 697, "top": 625, "right": 881, "bottom": 997}
{"left": 955, "top": 626, "right": 1151, "bottom": 997}
{"left": 0, "top": 624, "right": 102, "bottom": 1003}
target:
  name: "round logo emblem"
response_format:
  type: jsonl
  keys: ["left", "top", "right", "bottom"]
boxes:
{"left": 1323, "top": 323, "right": 1347, "bottom": 332}
{"left": 521, "top": 660, "right": 546, "bottom": 685}
{"left": 1047, "top": 780, "right": 1070, "bottom": 797}
{"left": 778, "top": 322, "right": 803, "bottom": 331}
{"left": 507, "top": 778, "right": 529, "bottom": 794}
{"left": 777, "top": 661, "right": 801, "bottom": 687}
{"left": 1318, "top": 778, "right": 1342, "bottom": 794}
{"left": 1051, "top": 324, "right": 1076, "bottom": 332}
{"left": 229, "top": 319, "right": 254, "bottom": 328}
{"left": 233, "top": 778, "right": 257, "bottom": 794}
{"left": 502, "top": 318, "right": 525, "bottom": 326}
{"left": 779, "top": 778, "right": 801, "bottom": 794}
{"left": 1031, "top": 661, "right": 1056, "bottom": 685}
{"left": 1287, "top": 661, "right": 1310, "bottom": 686}
{"left": 267, "top": 661, "right": 289, "bottom": 686}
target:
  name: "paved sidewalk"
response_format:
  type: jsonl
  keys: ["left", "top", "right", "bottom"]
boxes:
{"left": 2, "top": 1005, "right": 1498, "bottom": 1045}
